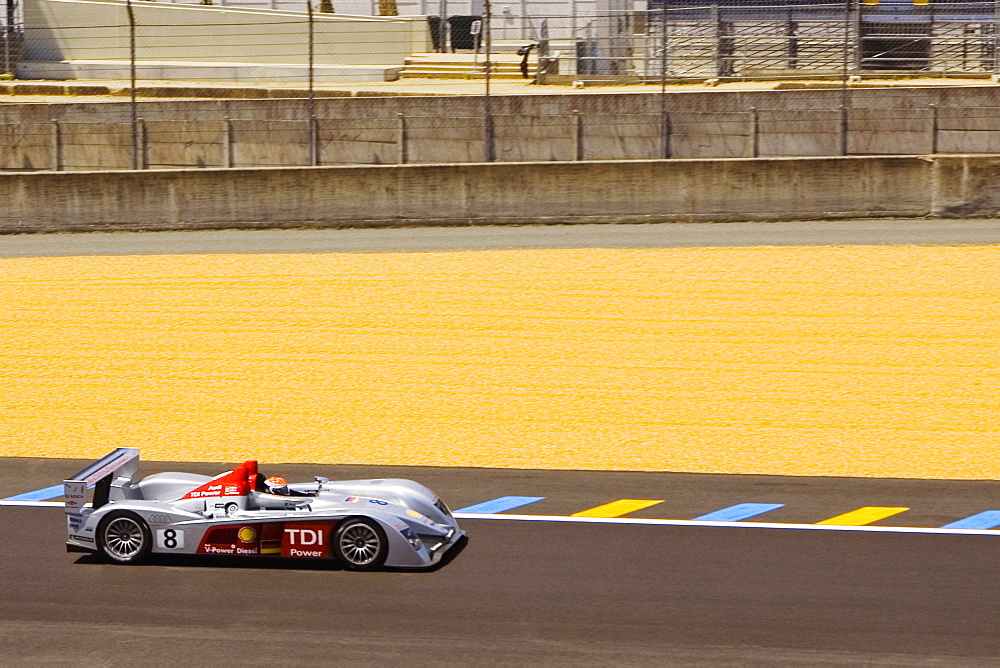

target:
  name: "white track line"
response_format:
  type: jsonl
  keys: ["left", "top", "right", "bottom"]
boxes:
{"left": 452, "top": 512, "right": 1000, "bottom": 536}
{"left": 0, "top": 500, "right": 66, "bottom": 507}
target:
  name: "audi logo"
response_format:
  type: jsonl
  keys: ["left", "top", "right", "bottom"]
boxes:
{"left": 147, "top": 514, "right": 173, "bottom": 524}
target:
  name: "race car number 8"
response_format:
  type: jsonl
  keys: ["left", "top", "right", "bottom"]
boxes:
{"left": 156, "top": 529, "right": 184, "bottom": 549}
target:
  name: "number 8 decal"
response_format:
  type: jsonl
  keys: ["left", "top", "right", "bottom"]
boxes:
{"left": 156, "top": 528, "right": 185, "bottom": 549}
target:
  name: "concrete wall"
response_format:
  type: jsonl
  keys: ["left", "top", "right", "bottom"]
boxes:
{"left": 0, "top": 107, "right": 992, "bottom": 170}
{"left": 5, "top": 87, "right": 1000, "bottom": 170}
{"left": 23, "top": 0, "right": 428, "bottom": 67}
{"left": 2, "top": 155, "right": 998, "bottom": 234}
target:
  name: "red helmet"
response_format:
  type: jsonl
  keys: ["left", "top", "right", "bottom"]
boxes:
{"left": 264, "top": 476, "right": 288, "bottom": 495}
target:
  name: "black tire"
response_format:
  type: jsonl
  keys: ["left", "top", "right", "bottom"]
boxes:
{"left": 96, "top": 510, "right": 152, "bottom": 565}
{"left": 334, "top": 518, "right": 388, "bottom": 571}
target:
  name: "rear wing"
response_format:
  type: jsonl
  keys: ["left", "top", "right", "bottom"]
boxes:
{"left": 63, "top": 448, "right": 140, "bottom": 515}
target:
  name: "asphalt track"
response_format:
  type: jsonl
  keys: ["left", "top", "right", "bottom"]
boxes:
{"left": 5, "top": 218, "right": 1000, "bottom": 257}
{"left": 4, "top": 457, "right": 1000, "bottom": 665}
{"left": 5, "top": 221, "right": 1000, "bottom": 664}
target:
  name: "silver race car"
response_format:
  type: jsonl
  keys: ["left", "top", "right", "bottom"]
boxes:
{"left": 63, "top": 448, "right": 466, "bottom": 571}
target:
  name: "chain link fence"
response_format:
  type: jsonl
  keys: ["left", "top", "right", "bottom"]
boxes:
{"left": 7, "top": 0, "right": 1000, "bottom": 169}
{"left": 18, "top": 0, "right": 1000, "bottom": 82}
{"left": 550, "top": 1, "right": 1000, "bottom": 81}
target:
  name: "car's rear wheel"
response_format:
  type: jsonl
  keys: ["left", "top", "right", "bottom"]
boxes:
{"left": 334, "top": 518, "right": 387, "bottom": 571}
{"left": 97, "top": 511, "right": 152, "bottom": 565}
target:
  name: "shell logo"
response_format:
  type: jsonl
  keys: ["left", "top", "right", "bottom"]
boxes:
{"left": 238, "top": 526, "right": 257, "bottom": 543}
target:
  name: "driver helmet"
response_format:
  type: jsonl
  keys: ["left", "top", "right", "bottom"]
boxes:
{"left": 264, "top": 476, "right": 289, "bottom": 495}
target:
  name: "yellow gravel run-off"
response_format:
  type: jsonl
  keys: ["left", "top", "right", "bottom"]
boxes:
{"left": 2, "top": 246, "right": 998, "bottom": 479}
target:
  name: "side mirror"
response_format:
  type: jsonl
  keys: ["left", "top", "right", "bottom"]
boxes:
{"left": 314, "top": 476, "right": 329, "bottom": 492}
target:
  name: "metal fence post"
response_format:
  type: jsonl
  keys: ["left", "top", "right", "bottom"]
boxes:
{"left": 223, "top": 117, "right": 232, "bottom": 168}
{"left": 661, "top": 109, "right": 672, "bottom": 159}
{"left": 841, "top": 0, "right": 851, "bottom": 106}
{"left": 659, "top": 4, "right": 668, "bottom": 101}
{"left": 840, "top": 105, "right": 849, "bottom": 156}
{"left": 307, "top": 0, "right": 316, "bottom": 134}
{"left": 852, "top": 0, "right": 862, "bottom": 74}
{"left": 660, "top": 4, "right": 670, "bottom": 159}
{"left": 484, "top": 0, "right": 495, "bottom": 162}
{"left": 785, "top": 9, "right": 798, "bottom": 70}
{"left": 484, "top": 0, "right": 491, "bottom": 100}
{"left": 714, "top": 5, "right": 734, "bottom": 78}
{"left": 573, "top": 109, "right": 583, "bottom": 160}
{"left": 995, "top": 0, "right": 1000, "bottom": 74}
{"left": 711, "top": 4, "right": 721, "bottom": 77}
{"left": 309, "top": 115, "right": 319, "bottom": 166}
{"left": 51, "top": 119, "right": 62, "bottom": 171}
{"left": 484, "top": 103, "right": 496, "bottom": 162}
{"left": 397, "top": 112, "right": 408, "bottom": 164}
{"left": 439, "top": 0, "right": 449, "bottom": 52}
{"left": 749, "top": 107, "right": 759, "bottom": 158}
{"left": 3, "top": 13, "right": 10, "bottom": 76}
{"left": 929, "top": 103, "right": 939, "bottom": 154}
{"left": 126, "top": 0, "right": 138, "bottom": 170}
{"left": 138, "top": 117, "right": 148, "bottom": 169}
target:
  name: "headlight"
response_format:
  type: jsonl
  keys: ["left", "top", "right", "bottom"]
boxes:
{"left": 402, "top": 527, "right": 422, "bottom": 550}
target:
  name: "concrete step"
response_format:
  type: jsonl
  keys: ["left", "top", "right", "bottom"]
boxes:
{"left": 401, "top": 63, "right": 523, "bottom": 71}
{"left": 400, "top": 68, "right": 525, "bottom": 76}
{"left": 399, "top": 70, "right": 531, "bottom": 80}
{"left": 404, "top": 57, "right": 523, "bottom": 66}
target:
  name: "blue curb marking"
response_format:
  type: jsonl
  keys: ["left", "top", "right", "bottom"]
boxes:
{"left": 2, "top": 485, "right": 65, "bottom": 502}
{"left": 942, "top": 510, "right": 1000, "bottom": 530}
{"left": 454, "top": 496, "right": 546, "bottom": 514}
{"left": 694, "top": 503, "right": 785, "bottom": 522}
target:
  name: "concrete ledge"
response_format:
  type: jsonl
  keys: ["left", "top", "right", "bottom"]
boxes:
{"left": 17, "top": 60, "right": 404, "bottom": 84}
{"left": 0, "top": 155, "right": 993, "bottom": 235}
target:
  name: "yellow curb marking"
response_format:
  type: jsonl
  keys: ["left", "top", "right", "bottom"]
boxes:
{"left": 816, "top": 507, "right": 910, "bottom": 526}
{"left": 571, "top": 499, "right": 665, "bottom": 518}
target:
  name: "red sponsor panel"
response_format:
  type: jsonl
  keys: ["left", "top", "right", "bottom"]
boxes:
{"left": 282, "top": 522, "right": 332, "bottom": 558}
{"left": 197, "top": 524, "right": 262, "bottom": 556}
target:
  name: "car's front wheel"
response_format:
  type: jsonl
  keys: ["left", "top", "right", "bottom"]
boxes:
{"left": 334, "top": 518, "right": 387, "bottom": 571}
{"left": 97, "top": 511, "right": 152, "bottom": 565}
